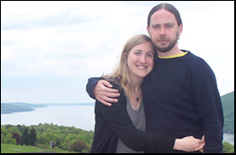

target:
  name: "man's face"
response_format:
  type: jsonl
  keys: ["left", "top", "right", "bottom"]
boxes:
{"left": 147, "top": 9, "right": 183, "bottom": 53}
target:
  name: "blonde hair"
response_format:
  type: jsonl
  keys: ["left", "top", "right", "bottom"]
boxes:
{"left": 103, "top": 34, "right": 155, "bottom": 97}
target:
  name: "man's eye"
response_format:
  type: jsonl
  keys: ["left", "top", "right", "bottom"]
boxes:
{"left": 166, "top": 24, "right": 173, "bottom": 28}
{"left": 152, "top": 25, "right": 160, "bottom": 29}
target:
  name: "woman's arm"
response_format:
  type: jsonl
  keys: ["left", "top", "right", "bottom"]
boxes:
{"left": 97, "top": 81, "right": 204, "bottom": 152}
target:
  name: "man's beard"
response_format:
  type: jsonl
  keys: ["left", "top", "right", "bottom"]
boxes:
{"left": 155, "top": 34, "right": 179, "bottom": 53}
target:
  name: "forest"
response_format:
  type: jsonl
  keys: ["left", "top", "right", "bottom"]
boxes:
{"left": 1, "top": 123, "right": 93, "bottom": 153}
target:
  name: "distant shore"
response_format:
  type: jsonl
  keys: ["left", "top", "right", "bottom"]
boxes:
{"left": 1, "top": 102, "right": 94, "bottom": 114}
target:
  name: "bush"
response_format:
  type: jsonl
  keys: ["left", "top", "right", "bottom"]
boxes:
{"left": 69, "top": 140, "right": 89, "bottom": 153}
{"left": 36, "top": 144, "right": 50, "bottom": 149}
{"left": 4, "top": 133, "right": 17, "bottom": 145}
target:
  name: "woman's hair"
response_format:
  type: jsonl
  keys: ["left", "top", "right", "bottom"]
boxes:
{"left": 103, "top": 34, "right": 155, "bottom": 97}
{"left": 147, "top": 3, "right": 182, "bottom": 27}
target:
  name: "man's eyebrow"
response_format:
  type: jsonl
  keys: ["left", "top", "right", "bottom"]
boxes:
{"left": 164, "top": 23, "right": 174, "bottom": 26}
{"left": 151, "top": 24, "right": 160, "bottom": 27}
{"left": 151, "top": 23, "right": 174, "bottom": 27}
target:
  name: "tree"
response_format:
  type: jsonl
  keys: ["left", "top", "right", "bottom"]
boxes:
{"left": 36, "top": 133, "right": 50, "bottom": 146}
{"left": 21, "top": 127, "right": 29, "bottom": 145}
{"left": 12, "top": 133, "right": 21, "bottom": 145}
{"left": 29, "top": 127, "right": 37, "bottom": 146}
{"left": 4, "top": 133, "right": 17, "bottom": 144}
{"left": 17, "top": 124, "right": 24, "bottom": 133}
{"left": 1, "top": 133, "right": 5, "bottom": 143}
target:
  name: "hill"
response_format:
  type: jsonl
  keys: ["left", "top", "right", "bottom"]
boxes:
{"left": 1, "top": 102, "right": 47, "bottom": 114}
{"left": 221, "top": 91, "right": 234, "bottom": 133}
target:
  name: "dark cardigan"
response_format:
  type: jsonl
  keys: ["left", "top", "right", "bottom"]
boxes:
{"left": 90, "top": 81, "right": 175, "bottom": 153}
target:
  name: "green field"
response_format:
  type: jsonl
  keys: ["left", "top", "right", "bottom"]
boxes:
{"left": 1, "top": 143, "right": 72, "bottom": 153}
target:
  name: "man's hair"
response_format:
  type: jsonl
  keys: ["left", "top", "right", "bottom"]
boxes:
{"left": 147, "top": 3, "right": 182, "bottom": 26}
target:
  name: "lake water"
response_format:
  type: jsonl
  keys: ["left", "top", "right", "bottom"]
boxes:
{"left": 1, "top": 104, "right": 95, "bottom": 131}
{"left": 1, "top": 104, "right": 234, "bottom": 145}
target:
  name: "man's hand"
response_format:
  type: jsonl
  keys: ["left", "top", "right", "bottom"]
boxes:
{"left": 174, "top": 136, "right": 205, "bottom": 152}
{"left": 195, "top": 135, "right": 205, "bottom": 153}
{"left": 94, "top": 80, "right": 120, "bottom": 106}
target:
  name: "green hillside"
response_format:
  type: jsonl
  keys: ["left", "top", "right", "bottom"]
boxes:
{"left": 1, "top": 102, "right": 46, "bottom": 114}
{"left": 221, "top": 91, "right": 234, "bottom": 134}
{"left": 1, "top": 143, "right": 71, "bottom": 153}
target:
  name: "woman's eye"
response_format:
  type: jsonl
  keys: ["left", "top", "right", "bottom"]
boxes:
{"left": 134, "top": 51, "right": 141, "bottom": 55}
{"left": 146, "top": 53, "right": 153, "bottom": 57}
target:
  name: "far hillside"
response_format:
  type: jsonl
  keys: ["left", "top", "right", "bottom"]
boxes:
{"left": 1, "top": 102, "right": 46, "bottom": 114}
{"left": 221, "top": 91, "right": 234, "bottom": 134}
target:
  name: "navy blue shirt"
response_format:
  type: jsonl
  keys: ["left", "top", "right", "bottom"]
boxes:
{"left": 143, "top": 51, "right": 223, "bottom": 153}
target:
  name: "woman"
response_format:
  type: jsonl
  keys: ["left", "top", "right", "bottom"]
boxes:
{"left": 90, "top": 34, "right": 204, "bottom": 153}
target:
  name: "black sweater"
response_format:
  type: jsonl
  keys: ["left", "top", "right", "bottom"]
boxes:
{"left": 90, "top": 81, "right": 175, "bottom": 153}
{"left": 143, "top": 51, "right": 223, "bottom": 153}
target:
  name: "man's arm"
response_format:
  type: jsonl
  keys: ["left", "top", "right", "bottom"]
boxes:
{"left": 192, "top": 59, "right": 224, "bottom": 153}
{"left": 86, "top": 77, "right": 101, "bottom": 99}
{"left": 86, "top": 77, "right": 120, "bottom": 106}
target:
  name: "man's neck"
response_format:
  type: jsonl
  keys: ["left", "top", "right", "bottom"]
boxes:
{"left": 157, "top": 45, "right": 183, "bottom": 58}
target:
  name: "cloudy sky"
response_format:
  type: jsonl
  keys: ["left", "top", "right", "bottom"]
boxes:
{"left": 1, "top": 1, "right": 234, "bottom": 104}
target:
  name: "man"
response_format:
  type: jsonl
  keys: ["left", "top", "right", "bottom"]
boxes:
{"left": 86, "top": 3, "right": 223, "bottom": 153}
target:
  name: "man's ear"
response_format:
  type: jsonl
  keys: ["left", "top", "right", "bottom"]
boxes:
{"left": 178, "top": 24, "right": 183, "bottom": 36}
{"left": 146, "top": 25, "right": 151, "bottom": 37}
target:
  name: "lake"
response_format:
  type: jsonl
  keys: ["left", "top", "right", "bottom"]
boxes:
{"left": 1, "top": 104, "right": 95, "bottom": 131}
{"left": 1, "top": 104, "right": 234, "bottom": 145}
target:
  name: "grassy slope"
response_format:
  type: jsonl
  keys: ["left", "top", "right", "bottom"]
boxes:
{"left": 1, "top": 143, "right": 72, "bottom": 153}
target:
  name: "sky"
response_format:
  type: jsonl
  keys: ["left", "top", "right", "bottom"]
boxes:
{"left": 1, "top": 1, "right": 234, "bottom": 104}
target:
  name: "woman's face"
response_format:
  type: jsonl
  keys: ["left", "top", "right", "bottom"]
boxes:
{"left": 127, "top": 41, "right": 154, "bottom": 80}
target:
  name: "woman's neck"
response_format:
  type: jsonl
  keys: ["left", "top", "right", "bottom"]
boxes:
{"left": 127, "top": 78, "right": 143, "bottom": 111}
{"left": 129, "top": 78, "right": 143, "bottom": 93}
